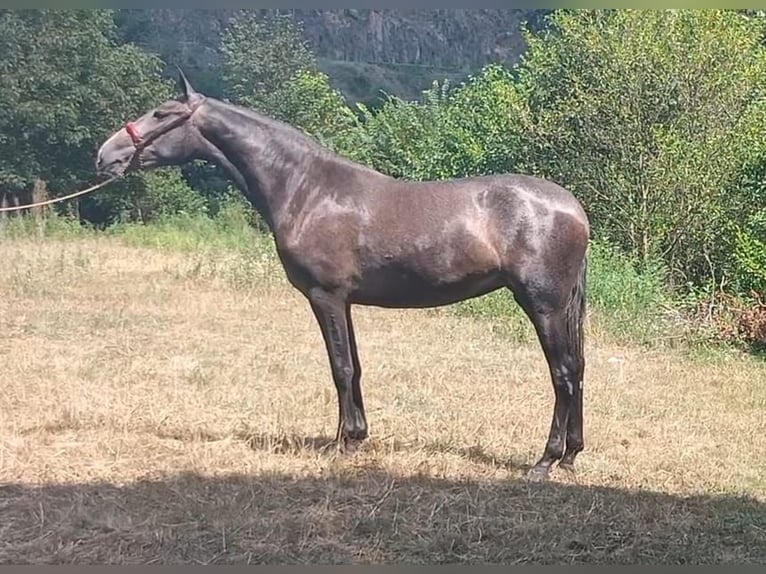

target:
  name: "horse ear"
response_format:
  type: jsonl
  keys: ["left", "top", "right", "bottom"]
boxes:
{"left": 176, "top": 65, "right": 197, "bottom": 100}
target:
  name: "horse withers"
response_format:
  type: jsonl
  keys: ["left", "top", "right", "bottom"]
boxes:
{"left": 95, "top": 70, "right": 590, "bottom": 481}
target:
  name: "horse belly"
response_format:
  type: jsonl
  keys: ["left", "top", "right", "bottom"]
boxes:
{"left": 352, "top": 275, "right": 504, "bottom": 308}
{"left": 351, "top": 242, "right": 503, "bottom": 308}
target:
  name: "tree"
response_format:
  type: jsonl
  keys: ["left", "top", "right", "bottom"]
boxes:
{"left": 268, "top": 69, "right": 359, "bottom": 146}
{"left": 219, "top": 11, "right": 360, "bottom": 151}
{"left": 220, "top": 10, "right": 316, "bottom": 111}
{"left": 0, "top": 10, "right": 172, "bottom": 204}
{"left": 333, "top": 65, "right": 526, "bottom": 182}
{"left": 512, "top": 9, "right": 766, "bottom": 286}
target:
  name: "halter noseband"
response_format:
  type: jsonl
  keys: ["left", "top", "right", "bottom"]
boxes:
{"left": 125, "top": 122, "right": 143, "bottom": 148}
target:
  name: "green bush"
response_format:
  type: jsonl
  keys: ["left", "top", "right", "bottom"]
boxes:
{"left": 733, "top": 213, "right": 766, "bottom": 296}
{"left": 136, "top": 168, "right": 208, "bottom": 221}
{"left": 585, "top": 239, "right": 673, "bottom": 343}
{"left": 77, "top": 168, "right": 207, "bottom": 226}
{"left": 109, "top": 195, "right": 261, "bottom": 253}
{"left": 335, "top": 65, "right": 526, "bottom": 182}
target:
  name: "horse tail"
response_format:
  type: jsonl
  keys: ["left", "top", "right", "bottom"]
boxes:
{"left": 565, "top": 249, "right": 588, "bottom": 372}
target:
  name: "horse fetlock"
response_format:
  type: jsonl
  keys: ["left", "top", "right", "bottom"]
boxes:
{"left": 562, "top": 440, "right": 583, "bottom": 460}
{"left": 343, "top": 412, "right": 368, "bottom": 440}
{"left": 346, "top": 426, "right": 368, "bottom": 441}
{"left": 541, "top": 436, "right": 566, "bottom": 464}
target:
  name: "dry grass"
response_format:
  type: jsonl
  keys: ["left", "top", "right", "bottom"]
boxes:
{"left": 1, "top": 235, "right": 765, "bottom": 564}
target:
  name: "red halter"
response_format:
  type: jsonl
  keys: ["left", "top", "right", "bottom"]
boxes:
{"left": 123, "top": 97, "right": 206, "bottom": 152}
{"left": 124, "top": 122, "right": 143, "bottom": 147}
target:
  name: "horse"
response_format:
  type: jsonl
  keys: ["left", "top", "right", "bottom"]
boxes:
{"left": 95, "top": 70, "right": 590, "bottom": 481}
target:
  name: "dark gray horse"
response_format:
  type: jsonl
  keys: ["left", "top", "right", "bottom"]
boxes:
{"left": 96, "top": 71, "right": 590, "bottom": 481}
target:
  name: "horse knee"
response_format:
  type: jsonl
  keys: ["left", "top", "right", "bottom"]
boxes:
{"left": 333, "top": 363, "right": 355, "bottom": 391}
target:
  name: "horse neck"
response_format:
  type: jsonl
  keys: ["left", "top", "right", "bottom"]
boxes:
{"left": 195, "top": 99, "right": 334, "bottom": 235}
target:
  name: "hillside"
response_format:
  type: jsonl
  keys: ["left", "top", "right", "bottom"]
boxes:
{"left": 114, "top": 9, "right": 548, "bottom": 104}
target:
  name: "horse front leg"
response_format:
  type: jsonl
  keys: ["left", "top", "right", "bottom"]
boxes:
{"left": 308, "top": 288, "right": 368, "bottom": 452}
{"left": 345, "top": 304, "right": 368, "bottom": 440}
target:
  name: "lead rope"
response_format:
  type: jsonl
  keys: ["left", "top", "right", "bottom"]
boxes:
{"left": 0, "top": 98, "right": 204, "bottom": 215}
{"left": 0, "top": 176, "right": 121, "bottom": 213}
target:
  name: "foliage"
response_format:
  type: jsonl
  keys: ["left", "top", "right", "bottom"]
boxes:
{"left": 265, "top": 69, "right": 359, "bottom": 147}
{"left": 736, "top": 294, "right": 766, "bottom": 349}
{"left": 335, "top": 87, "right": 453, "bottom": 179}
{"left": 584, "top": 239, "right": 674, "bottom": 343}
{"left": 336, "top": 65, "right": 526, "bottom": 181}
{"left": 74, "top": 167, "right": 212, "bottom": 226}
{"left": 220, "top": 10, "right": 316, "bottom": 112}
{"left": 729, "top": 157, "right": 766, "bottom": 295}
{"left": 512, "top": 9, "right": 766, "bottom": 287}
{"left": 733, "top": 213, "right": 766, "bottom": 295}
{"left": 132, "top": 168, "right": 208, "bottom": 221}
{"left": 0, "top": 10, "right": 172, "bottom": 196}
{"left": 442, "top": 65, "right": 527, "bottom": 177}
{"left": 108, "top": 196, "right": 267, "bottom": 254}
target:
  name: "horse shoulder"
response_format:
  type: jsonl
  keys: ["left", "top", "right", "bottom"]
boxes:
{"left": 275, "top": 197, "right": 366, "bottom": 289}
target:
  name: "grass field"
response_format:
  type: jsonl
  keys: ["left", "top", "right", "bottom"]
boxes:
{"left": 1, "top": 228, "right": 765, "bottom": 564}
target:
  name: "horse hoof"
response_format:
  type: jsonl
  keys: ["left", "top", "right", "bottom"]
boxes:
{"left": 318, "top": 440, "right": 342, "bottom": 456}
{"left": 342, "top": 437, "right": 365, "bottom": 455}
{"left": 558, "top": 461, "right": 576, "bottom": 474}
{"left": 323, "top": 436, "right": 365, "bottom": 457}
{"left": 351, "top": 428, "right": 369, "bottom": 441}
{"left": 524, "top": 466, "right": 551, "bottom": 482}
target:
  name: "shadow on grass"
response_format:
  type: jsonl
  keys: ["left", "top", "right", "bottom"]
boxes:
{"left": 149, "top": 430, "right": 537, "bottom": 475}
{"left": 1, "top": 465, "right": 764, "bottom": 564}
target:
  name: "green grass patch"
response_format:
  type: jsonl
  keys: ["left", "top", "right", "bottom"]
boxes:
{"left": 0, "top": 212, "right": 93, "bottom": 241}
{"left": 585, "top": 240, "right": 675, "bottom": 344}
{"left": 1, "top": 209, "right": 696, "bottom": 350}
{"left": 107, "top": 200, "right": 267, "bottom": 254}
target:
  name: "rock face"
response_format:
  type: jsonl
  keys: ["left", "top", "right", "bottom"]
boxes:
{"left": 293, "top": 9, "right": 535, "bottom": 69}
{"left": 115, "top": 9, "right": 546, "bottom": 103}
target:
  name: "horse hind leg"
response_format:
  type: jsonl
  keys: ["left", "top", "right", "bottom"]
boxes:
{"left": 559, "top": 255, "right": 587, "bottom": 471}
{"left": 511, "top": 256, "right": 587, "bottom": 481}
{"left": 523, "top": 308, "right": 580, "bottom": 480}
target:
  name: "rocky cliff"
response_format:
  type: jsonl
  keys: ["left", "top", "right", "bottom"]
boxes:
{"left": 292, "top": 9, "right": 537, "bottom": 69}
{"left": 115, "top": 9, "right": 547, "bottom": 104}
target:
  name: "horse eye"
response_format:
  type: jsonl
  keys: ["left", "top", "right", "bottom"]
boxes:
{"left": 153, "top": 110, "right": 168, "bottom": 119}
